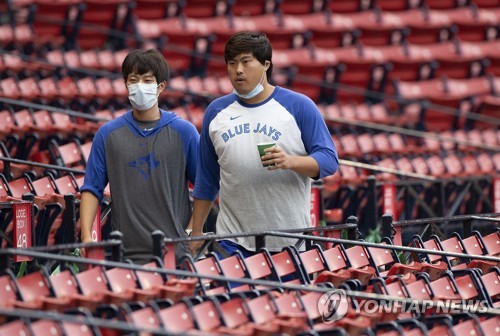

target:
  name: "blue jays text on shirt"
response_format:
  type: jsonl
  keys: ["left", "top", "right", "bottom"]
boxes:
{"left": 221, "top": 122, "right": 282, "bottom": 143}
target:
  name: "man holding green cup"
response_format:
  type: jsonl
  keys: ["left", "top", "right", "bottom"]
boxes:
{"left": 188, "top": 32, "right": 338, "bottom": 258}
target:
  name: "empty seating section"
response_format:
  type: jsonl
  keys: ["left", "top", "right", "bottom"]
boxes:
{"left": 0, "top": 0, "right": 499, "bottom": 334}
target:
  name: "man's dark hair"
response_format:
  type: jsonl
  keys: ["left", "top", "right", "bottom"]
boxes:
{"left": 224, "top": 31, "right": 273, "bottom": 80}
{"left": 122, "top": 49, "right": 170, "bottom": 83}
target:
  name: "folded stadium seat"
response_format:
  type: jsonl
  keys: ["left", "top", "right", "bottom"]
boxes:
{"left": 298, "top": 290, "right": 376, "bottom": 332}
{"left": 423, "top": 96, "right": 471, "bottom": 131}
{"left": 427, "top": 272, "right": 462, "bottom": 301}
{"left": 241, "top": 250, "right": 280, "bottom": 289}
{"left": 94, "top": 48, "right": 126, "bottom": 72}
{"left": 460, "top": 154, "right": 483, "bottom": 177}
{"left": 48, "top": 139, "right": 86, "bottom": 171}
{"left": 435, "top": 56, "right": 490, "bottom": 79}
{"left": 215, "top": 251, "right": 253, "bottom": 293}
{"left": 272, "top": 48, "right": 315, "bottom": 73}
{"left": 184, "top": 103, "right": 205, "bottom": 131}
{"left": 0, "top": 77, "right": 21, "bottom": 100}
{"left": 410, "top": 235, "right": 449, "bottom": 280}
{"left": 0, "top": 0, "right": 36, "bottom": 48}
{"left": 214, "top": 294, "right": 280, "bottom": 335}
{"left": 455, "top": 21, "right": 499, "bottom": 42}
{"left": 426, "top": 154, "right": 448, "bottom": 177}
{"left": 337, "top": 57, "right": 392, "bottom": 104}
{"left": 358, "top": 25, "right": 408, "bottom": 46}
{"left": 0, "top": 51, "right": 28, "bottom": 74}
{"left": 468, "top": 94, "right": 500, "bottom": 129}
{"left": 309, "top": 25, "right": 361, "bottom": 49}
{"left": 480, "top": 231, "right": 500, "bottom": 257}
{"left": 123, "top": 305, "right": 161, "bottom": 333}
{"left": 402, "top": 274, "right": 433, "bottom": 302}
{"left": 0, "top": 271, "right": 46, "bottom": 311}
{"left": 365, "top": 46, "right": 438, "bottom": 85}
{"left": 424, "top": 0, "right": 472, "bottom": 9}
{"left": 268, "top": 247, "right": 307, "bottom": 285}
{"left": 84, "top": 110, "right": 114, "bottom": 133}
{"left": 442, "top": 152, "right": 464, "bottom": 177}
{"left": 479, "top": 317, "right": 499, "bottom": 336}
{"left": 18, "top": 76, "right": 42, "bottom": 101}
{"left": 437, "top": 233, "right": 489, "bottom": 270}
{"left": 474, "top": 0, "right": 500, "bottom": 7}
{"left": 182, "top": 299, "right": 229, "bottom": 335}
{"left": 50, "top": 49, "right": 83, "bottom": 69}
{"left": 76, "top": 0, "right": 133, "bottom": 50}
{"left": 337, "top": 133, "right": 363, "bottom": 158}
{"left": 357, "top": 133, "right": 376, "bottom": 157}
{"left": 184, "top": 0, "right": 231, "bottom": 18}
{"left": 376, "top": 0, "right": 425, "bottom": 11}
{"left": 105, "top": 266, "right": 167, "bottom": 303}
{"left": 406, "top": 21, "right": 457, "bottom": 45}
{"left": 392, "top": 77, "right": 447, "bottom": 101}
{"left": 375, "top": 157, "right": 400, "bottom": 181}
{"left": 14, "top": 269, "right": 73, "bottom": 312}
{"left": 0, "top": 141, "right": 32, "bottom": 180}
{"left": 161, "top": 33, "right": 215, "bottom": 77}
{"left": 390, "top": 77, "right": 445, "bottom": 121}
{"left": 57, "top": 77, "right": 91, "bottom": 107}
{"left": 181, "top": 252, "right": 229, "bottom": 295}
{"left": 371, "top": 277, "right": 415, "bottom": 320}
{"left": 37, "top": 76, "right": 61, "bottom": 103}
{"left": 409, "top": 156, "right": 431, "bottom": 176}
{"left": 480, "top": 128, "right": 500, "bottom": 147}
{"left": 0, "top": 319, "right": 33, "bottom": 336}
{"left": 31, "top": 320, "right": 65, "bottom": 336}
{"left": 93, "top": 77, "right": 116, "bottom": 100}
{"left": 231, "top": 0, "right": 280, "bottom": 16}
{"left": 155, "top": 300, "right": 205, "bottom": 334}
{"left": 367, "top": 238, "right": 423, "bottom": 278}
{"left": 245, "top": 292, "right": 308, "bottom": 335}
{"left": 74, "top": 265, "right": 134, "bottom": 306}
{"left": 279, "top": 0, "right": 325, "bottom": 14}
{"left": 296, "top": 244, "right": 352, "bottom": 287}
{"left": 0, "top": 109, "right": 41, "bottom": 161}
{"left": 446, "top": 75, "right": 494, "bottom": 99}
{"left": 475, "top": 152, "right": 496, "bottom": 175}
{"left": 452, "top": 315, "right": 485, "bottom": 336}
{"left": 342, "top": 244, "right": 377, "bottom": 286}
{"left": 134, "top": 259, "right": 197, "bottom": 302}
{"left": 479, "top": 268, "right": 500, "bottom": 307}
{"left": 75, "top": 76, "right": 98, "bottom": 101}
{"left": 395, "top": 156, "right": 416, "bottom": 174}
{"left": 0, "top": 269, "right": 56, "bottom": 312}
{"left": 32, "top": 0, "right": 84, "bottom": 49}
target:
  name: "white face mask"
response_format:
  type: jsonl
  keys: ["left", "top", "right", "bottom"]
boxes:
{"left": 128, "top": 83, "right": 159, "bottom": 110}
{"left": 233, "top": 66, "right": 267, "bottom": 100}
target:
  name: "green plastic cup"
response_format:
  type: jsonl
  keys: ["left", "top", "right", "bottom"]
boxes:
{"left": 257, "top": 142, "right": 276, "bottom": 167}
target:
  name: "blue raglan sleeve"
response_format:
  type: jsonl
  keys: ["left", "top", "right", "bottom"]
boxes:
{"left": 176, "top": 120, "right": 200, "bottom": 185}
{"left": 294, "top": 94, "right": 338, "bottom": 179}
{"left": 193, "top": 106, "right": 221, "bottom": 201}
{"left": 80, "top": 129, "right": 108, "bottom": 202}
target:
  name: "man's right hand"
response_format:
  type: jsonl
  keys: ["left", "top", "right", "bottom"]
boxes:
{"left": 189, "top": 231, "right": 205, "bottom": 256}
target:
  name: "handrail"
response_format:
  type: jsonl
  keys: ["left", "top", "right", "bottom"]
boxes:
{"left": 0, "top": 247, "right": 498, "bottom": 315}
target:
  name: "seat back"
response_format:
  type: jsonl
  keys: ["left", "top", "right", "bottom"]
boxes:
{"left": 158, "top": 302, "right": 195, "bottom": 333}
{"left": 322, "top": 245, "right": 349, "bottom": 272}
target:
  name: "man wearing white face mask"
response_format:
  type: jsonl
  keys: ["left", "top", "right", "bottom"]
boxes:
{"left": 188, "top": 32, "right": 338, "bottom": 258}
{"left": 80, "top": 49, "right": 200, "bottom": 264}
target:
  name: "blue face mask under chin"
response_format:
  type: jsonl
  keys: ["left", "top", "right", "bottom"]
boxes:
{"left": 233, "top": 68, "right": 266, "bottom": 100}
